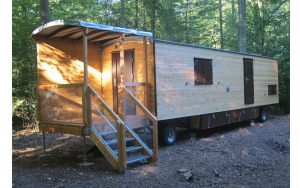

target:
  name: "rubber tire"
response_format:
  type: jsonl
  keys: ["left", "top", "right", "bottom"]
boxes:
{"left": 158, "top": 125, "right": 177, "bottom": 146}
{"left": 258, "top": 108, "right": 268, "bottom": 122}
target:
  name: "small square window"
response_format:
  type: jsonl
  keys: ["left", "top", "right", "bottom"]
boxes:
{"left": 194, "top": 58, "right": 213, "bottom": 85}
{"left": 268, "top": 85, "right": 277, "bottom": 95}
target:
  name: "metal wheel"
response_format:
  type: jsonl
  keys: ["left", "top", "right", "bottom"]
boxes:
{"left": 258, "top": 108, "right": 268, "bottom": 122}
{"left": 159, "top": 125, "right": 177, "bottom": 146}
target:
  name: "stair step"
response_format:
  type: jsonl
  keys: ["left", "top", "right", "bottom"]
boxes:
{"left": 100, "top": 131, "right": 116, "bottom": 137}
{"left": 126, "top": 154, "right": 150, "bottom": 165}
{"left": 113, "top": 146, "right": 143, "bottom": 155}
{"left": 106, "top": 137, "right": 135, "bottom": 146}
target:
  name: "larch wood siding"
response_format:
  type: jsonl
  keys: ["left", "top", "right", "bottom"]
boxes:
{"left": 101, "top": 39, "right": 155, "bottom": 114}
{"left": 36, "top": 37, "right": 101, "bottom": 93}
{"left": 36, "top": 37, "right": 101, "bottom": 123}
{"left": 155, "top": 41, "right": 279, "bottom": 120}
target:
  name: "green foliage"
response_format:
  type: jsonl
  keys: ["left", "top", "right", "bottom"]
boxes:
{"left": 12, "top": 0, "right": 290, "bottom": 127}
{"left": 12, "top": 98, "right": 37, "bottom": 129}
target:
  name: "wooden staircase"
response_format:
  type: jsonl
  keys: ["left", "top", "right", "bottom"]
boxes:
{"left": 88, "top": 85, "right": 158, "bottom": 172}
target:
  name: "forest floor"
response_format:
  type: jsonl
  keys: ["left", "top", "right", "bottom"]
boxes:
{"left": 12, "top": 115, "right": 290, "bottom": 188}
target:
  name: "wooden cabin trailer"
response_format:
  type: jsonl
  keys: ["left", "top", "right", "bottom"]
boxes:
{"left": 32, "top": 20, "right": 279, "bottom": 172}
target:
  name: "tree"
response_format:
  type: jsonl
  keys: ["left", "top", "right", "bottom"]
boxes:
{"left": 151, "top": 0, "right": 156, "bottom": 36}
{"left": 219, "top": 0, "right": 224, "bottom": 49}
{"left": 121, "top": 0, "right": 125, "bottom": 26}
{"left": 135, "top": 0, "right": 139, "bottom": 29}
{"left": 185, "top": 0, "right": 189, "bottom": 43}
{"left": 238, "top": 0, "right": 246, "bottom": 52}
{"left": 40, "top": 0, "right": 50, "bottom": 23}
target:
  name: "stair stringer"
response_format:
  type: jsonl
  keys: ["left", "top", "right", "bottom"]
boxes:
{"left": 90, "top": 127, "right": 119, "bottom": 169}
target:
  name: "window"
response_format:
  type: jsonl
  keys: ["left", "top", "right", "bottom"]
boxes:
{"left": 194, "top": 58, "right": 213, "bottom": 85}
{"left": 268, "top": 85, "right": 277, "bottom": 95}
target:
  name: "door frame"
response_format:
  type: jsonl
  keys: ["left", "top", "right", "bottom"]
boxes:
{"left": 111, "top": 49, "right": 135, "bottom": 114}
{"left": 243, "top": 58, "right": 254, "bottom": 104}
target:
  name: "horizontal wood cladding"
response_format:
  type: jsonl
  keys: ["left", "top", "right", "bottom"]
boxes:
{"left": 101, "top": 39, "right": 155, "bottom": 114}
{"left": 155, "top": 41, "right": 279, "bottom": 120}
{"left": 36, "top": 37, "right": 102, "bottom": 93}
{"left": 36, "top": 37, "right": 101, "bottom": 124}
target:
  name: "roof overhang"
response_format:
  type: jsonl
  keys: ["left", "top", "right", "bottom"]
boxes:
{"left": 31, "top": 20, "right": 153, "bottom": 43}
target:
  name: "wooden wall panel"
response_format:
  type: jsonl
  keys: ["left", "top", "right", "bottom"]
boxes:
{"left": 36, "top": 37, "right": 101, "bottom": 123}
{"left": 36, "top": 37, "right": 101, "bottom": 93}
{"left": 155, "top": 41, "right": 279, "bottom": 120}
{"left": 101, "top": 39, "right": 155, "bottom": 114}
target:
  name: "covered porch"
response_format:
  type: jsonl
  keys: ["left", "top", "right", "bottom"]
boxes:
{"left": 32, "top": 20, "right": 158, "bottom": 172}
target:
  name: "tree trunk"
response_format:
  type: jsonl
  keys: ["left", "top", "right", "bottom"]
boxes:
{"left": 142, "top": 0, "right": 146, "bottom": 30}
{"left": 219, "top": 0, "right": 224, "bottom": 49}
{"left": 135, "top": 0, "right": 139, "bottom": 29}
{"left": 121, "top": 0, "right": 125, "bottom": 26}
{"left": 185, "top": 0, "right": 189, "bottom": 44}
{"left": 238, "top": 0, "right": 246, "bottom": 53}
{"left": 151, "top": 0, "right": 156, "bottom": 36}
{"left": 40, "top": 0, "right": 50, "bottom": 24}
{"left": 231, "top": 0, "right": 236, "bottom": 18}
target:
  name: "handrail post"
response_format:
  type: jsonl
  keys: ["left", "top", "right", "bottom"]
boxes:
{"left": 117, "top": 120, "right": 126, "bottom": 172}
{"left": 151, "top": 120, "right": 158, "bottom": 163}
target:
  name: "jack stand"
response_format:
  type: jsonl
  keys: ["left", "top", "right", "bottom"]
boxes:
{"left": 38, "top": 131, "right": 48, "bottom": 157}
{"left": 79, "top": 135, "right": 93, "bottom": 166}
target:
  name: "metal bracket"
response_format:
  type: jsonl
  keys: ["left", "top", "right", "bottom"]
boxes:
{"left": 83, "top": 127, "right": 90, "bottom": 136}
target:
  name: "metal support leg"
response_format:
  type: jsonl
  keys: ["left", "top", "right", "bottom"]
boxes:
{"left": 83, "top": 135, "right": 87, "bottom": 164}
{"left": 42, "top": 131, "right": 46, "bottom": 153}
{"left": 79, "top": 135, "right": 93, "bottom": 166}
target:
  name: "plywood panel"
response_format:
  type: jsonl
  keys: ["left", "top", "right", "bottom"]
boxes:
{"left": 155, "top": 41, "right": 279, "bottom": 120}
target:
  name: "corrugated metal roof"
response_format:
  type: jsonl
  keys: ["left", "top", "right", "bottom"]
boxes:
{"left": 31, "top": 20, "right": 153, "bottom": 43}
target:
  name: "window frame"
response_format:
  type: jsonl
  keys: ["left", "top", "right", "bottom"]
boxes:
{"left": 194, "top": 57, "right": 213, "bottom": 85}
{"left": 268, "top": 85, "right": 277, "bottom": 95}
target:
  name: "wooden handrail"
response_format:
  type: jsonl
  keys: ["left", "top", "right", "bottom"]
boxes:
{"left": 124, "top": 82, "right": 147, "bottom": 87}
{"left": 123, "top": 86, "right": 157, "bottom": 123}
{"left": 123, "top": 85, "right": 158, "bottom": 162}
{"left": 38, "top": 83, "right": 83, "bottom": 89}
{"left": 89, "top": 84, "right": 153, "bottom": 157}
{"left": 92, "top": 104, "right": 117, "bottom": 132}
{"left": 88, "top": 84, "right": 124, "bottom": 124}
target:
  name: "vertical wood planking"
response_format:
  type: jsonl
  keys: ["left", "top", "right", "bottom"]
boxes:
{"left": 100, "top": 39, "right": 155, "bottom": 114}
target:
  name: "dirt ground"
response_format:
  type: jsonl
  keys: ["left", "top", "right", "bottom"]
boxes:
{"left": 12, "top": 115, "right": 290, "bottom": 188}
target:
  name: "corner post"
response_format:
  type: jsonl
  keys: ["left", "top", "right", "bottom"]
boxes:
{"left": 82, "top": 28, "right": 91, "bottom": 164}
{"left": 119, "top": 33, "right": 125, "bottom": 118}
{"left": 83, "top": 28, "right": 91, "bottom": 130}
{"left": 143, "top": 37, "right": 149, "bottom": 109}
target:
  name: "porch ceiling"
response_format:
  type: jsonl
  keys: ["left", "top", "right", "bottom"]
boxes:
{"left": 31, "top": 20, "right": 153, "bottom": 43}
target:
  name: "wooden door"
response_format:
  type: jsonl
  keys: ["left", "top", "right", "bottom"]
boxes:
{"left": 112, "top": 50, "right": 135, "bottom": 114}
{"left": 243, "top": 58, "right": 254, "bottom": 104}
